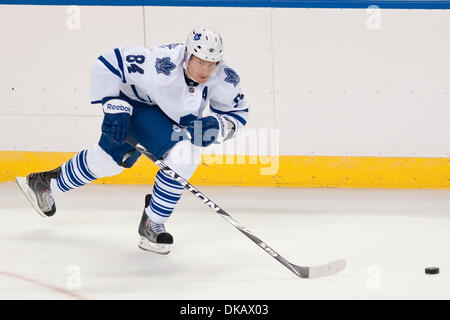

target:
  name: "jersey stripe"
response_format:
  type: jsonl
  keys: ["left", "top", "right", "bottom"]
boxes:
{"left": 131, "top": 85, "right": 149, "bottom": 103}
{"left": 98, "top": 56, "right": 122, "bottom": 79}
{"left": 114, "top": 48, "right": 126, "bottom": 83}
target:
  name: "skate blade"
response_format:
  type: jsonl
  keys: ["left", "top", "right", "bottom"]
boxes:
{"left": 15, "top": 177, "right": 49, "bottom": 218}
{"left": 138, "top": 237, "right": 171, "bottom": 255}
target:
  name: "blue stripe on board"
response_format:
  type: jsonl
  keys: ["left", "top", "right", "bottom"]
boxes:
{"left": 2, "top": 0, "right": 450, "bottom": 9}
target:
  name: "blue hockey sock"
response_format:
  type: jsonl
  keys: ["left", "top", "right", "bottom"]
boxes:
{"left": 145, "top": 169, "right": 184, "bottom": 224}
{"left": 52, "top": 150, "right": 97, "bottom": 193}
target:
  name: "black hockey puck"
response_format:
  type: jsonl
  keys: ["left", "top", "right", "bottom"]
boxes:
{"left": 425, "top": 267, "right": 439, "bottom": 275}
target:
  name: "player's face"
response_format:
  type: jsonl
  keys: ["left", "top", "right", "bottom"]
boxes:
{"left": 187, "top": 55, "right": 218, "bottom": 83}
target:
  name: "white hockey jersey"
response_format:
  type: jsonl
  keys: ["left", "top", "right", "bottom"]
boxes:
{"left": 90, "top": 43, "right": 248, "bottom": 140}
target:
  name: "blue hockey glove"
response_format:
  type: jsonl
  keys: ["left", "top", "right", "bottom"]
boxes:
{"left": 101, "top": 99, "right": 133, "bottom": 144}
{"left": 187, "top": 114, "right": 235, "bottom": 147}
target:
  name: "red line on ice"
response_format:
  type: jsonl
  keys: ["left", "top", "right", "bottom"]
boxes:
{"left": 0, "top": 270, "right": 87, "bottom": 300}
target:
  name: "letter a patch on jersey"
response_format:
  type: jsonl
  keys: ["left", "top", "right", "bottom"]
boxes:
{"left": 155, "top": 57, "right": 176, "bottom": 76}
{"left": 224, "top": 67, "right": 240, "bottom": 87}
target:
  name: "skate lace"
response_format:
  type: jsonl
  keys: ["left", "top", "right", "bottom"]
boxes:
{"left": 150, "top": 220, "right": 166, "bottom": 235}
{"left": 41, "top": 191, "right": 55, "bottom": 211}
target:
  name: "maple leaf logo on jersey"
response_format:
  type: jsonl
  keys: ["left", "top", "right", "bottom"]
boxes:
{"left": 155, "top": 57, "right": 176, "bottom": 76}
{"left": 224, "top": 68, "right": 240, "bottom": 87}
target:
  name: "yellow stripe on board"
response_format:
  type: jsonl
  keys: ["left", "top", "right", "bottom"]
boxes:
{"left": 0, "top": 151, "right": 449, "bottom": 189}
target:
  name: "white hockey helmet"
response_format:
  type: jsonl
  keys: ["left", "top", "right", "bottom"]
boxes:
{"left": 184, "top": 26, "right": 224, "bottom": 64}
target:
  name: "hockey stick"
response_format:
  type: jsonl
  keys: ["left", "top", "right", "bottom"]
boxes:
{"left": 127, "top": 138, "right": 345, "bottom": 279}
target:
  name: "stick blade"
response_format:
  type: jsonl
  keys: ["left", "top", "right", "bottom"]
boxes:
{"left": 294, "top": 259, "right": 346, "bottom": 279}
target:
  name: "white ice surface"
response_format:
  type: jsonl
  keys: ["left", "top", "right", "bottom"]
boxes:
{"left": 0, "top": 181, "right": 449, "bottom": 300}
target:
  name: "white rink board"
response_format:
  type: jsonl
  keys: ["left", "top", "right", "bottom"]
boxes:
{"left": 0, "top": 5, "right": 144, "bottom": 151}
{"left": 272, "top": 9, "right": 450, "bottom": 157}
{"left": 1, "top": 5, "right": 449, "bottom": 156}
{"left": 0, "top": 114, "right": 102, "bottom": 152}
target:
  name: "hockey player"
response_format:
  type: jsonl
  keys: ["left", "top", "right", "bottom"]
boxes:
{"left": 16, "top": 26, "right": 249, "bottom": 255}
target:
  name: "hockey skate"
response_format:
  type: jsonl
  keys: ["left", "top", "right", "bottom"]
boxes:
{"left": 15, "top": 167, "right": 61, "bottom": 218}
{"left": 138, "top": 194, "right": 173, "bottom": 255}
